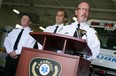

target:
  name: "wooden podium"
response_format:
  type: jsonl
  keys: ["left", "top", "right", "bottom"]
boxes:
{"left": 16, "top": 32, "right": 91, "bottom": 76}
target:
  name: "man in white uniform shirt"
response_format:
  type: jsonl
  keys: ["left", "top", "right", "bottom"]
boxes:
{"left": 44, "top": 9, "right": 67, "bottom": 33}
{"left": 62, "top": 2, "right": 100, "bottom": 61}
{"left": 3, "top": 14, "right": 36, "bottom": 76}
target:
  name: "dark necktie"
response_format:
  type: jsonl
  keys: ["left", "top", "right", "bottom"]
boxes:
{"left": 73, "top": 24, "right": 80, "bottom": 37}
{"left": 13, "top": 29, "right": 24, "bottom": 50}
{"left": 54, "top": 26, "right": 58, "bottom": 33}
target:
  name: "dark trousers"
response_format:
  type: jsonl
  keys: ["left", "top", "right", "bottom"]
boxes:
{"left": 3, "top": 55, "right": 19, "bottom": 76}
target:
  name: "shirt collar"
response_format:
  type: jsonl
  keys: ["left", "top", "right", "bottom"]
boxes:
{"left": 75, "top": 21, "right": 88, "bottom": 28}
{"left": 55, "top": 23, "right": 64, "bottom": 27}
{"left": 21, "top": 26, "right": 30, "bottom": 30}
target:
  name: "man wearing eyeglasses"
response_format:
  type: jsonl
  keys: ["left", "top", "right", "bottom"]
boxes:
{"left": 61, "top": 2, "right": 100, "bottom": 61}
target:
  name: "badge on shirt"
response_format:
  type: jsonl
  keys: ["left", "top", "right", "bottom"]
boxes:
{"left": 77, "top": 29, "right": 87, "bottom": 38}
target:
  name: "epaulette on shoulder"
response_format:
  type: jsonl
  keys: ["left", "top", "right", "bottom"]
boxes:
{"left": 8, "top": 28, "right": 17, "bottom": 33}
{"left": 68, "top": 22, "right": 72, "bottom": 25}
{"left": 64, "top": 22, "right": 71, "bottom": 26}
{"left": 14, "top": 28, "right": 19, "bottom": 29}
{"left": 89, "top": 26, "right": 92, "bottom": 28}
{"left": 89, "top": 26, "right": 95, "bottom": 29}
{"left": 30, "top": 28, "right": 34, "bottom": 32}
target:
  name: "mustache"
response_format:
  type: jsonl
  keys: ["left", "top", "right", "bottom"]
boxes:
{"left": 81, "top": 14, "right": 87, "bottom": 17}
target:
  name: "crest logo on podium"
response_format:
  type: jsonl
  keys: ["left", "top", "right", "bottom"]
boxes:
{"left": 29, "top": 57, "right": 62, "bottom": 76}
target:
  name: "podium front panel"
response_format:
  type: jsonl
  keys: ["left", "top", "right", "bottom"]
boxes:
{"left": 16, "top": 47, "right": 90, "bottom": 76}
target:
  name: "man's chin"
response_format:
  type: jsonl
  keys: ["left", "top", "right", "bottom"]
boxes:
{"left": 78, "top": 19, "right": 86, "bottom": 23}
{"left": 77, "top": 16, "right": 87, "bottom": 22}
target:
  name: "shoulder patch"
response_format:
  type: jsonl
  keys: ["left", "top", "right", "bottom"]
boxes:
{"left": 95, "top": 33, "right": 99, "bottom": 39}
{"left": 89, "top": 26, "right": 93, "bottom": 28}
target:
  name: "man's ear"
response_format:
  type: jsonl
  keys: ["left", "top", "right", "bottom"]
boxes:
{"left": 64, "top": 18, "right": 67, "bottom": 22}
{"left": 29, "top": 21, "right": 32, "bottom": 25}
{"left": 75, "top": 10, "right": 78, "bottom": 16}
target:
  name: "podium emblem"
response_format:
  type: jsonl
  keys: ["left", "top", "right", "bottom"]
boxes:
{"left": 39, "top": 64, "right": 50, "bottom": 75}
{"left": 29, "top": 57, "right": 62, "bottom": 76}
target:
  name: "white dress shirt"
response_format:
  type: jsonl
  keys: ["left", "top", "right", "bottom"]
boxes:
{"left": 44, "top": 23, "right": 64, "bottom": 34}
{"left": 4, "top": 27, "right": 36, "bottom": 55}
{"left": 61, "top": 21, "right": 100, "bottom": 61}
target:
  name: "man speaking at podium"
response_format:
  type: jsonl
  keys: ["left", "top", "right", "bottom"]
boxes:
{"left": 61, "top": 2, "right": 100, "bottom": 61}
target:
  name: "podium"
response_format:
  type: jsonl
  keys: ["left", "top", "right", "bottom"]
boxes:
{"left": 16, "top": 32, "right": 91, "bottom": 76}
